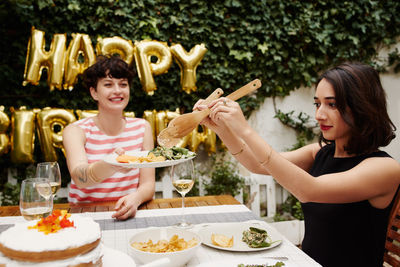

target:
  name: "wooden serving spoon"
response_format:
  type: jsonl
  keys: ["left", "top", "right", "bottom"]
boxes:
{"left": 157, "top": 88, "right": 224, "bottom": 147}
{"left": 157, "top": 79, "right": 262, "bottom": 147}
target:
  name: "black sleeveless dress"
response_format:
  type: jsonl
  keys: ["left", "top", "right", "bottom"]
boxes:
{"left": 301, "top": 143, "right": 396, "bottom": 267}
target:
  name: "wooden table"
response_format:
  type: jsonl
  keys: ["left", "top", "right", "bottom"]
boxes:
{"left": 0, "top": 195, "right": 240, "bottom": 216}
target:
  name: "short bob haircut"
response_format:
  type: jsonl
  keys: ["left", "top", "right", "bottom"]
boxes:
{"left": 317, "top": 62, "right": 396, "bottom": 155}
{"left": 82, "top": 55, "right": 135, "bottom": 90}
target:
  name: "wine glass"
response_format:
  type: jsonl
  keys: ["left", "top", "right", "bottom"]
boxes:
{"left": 170, "top": 160, "right": 195, "bottom": 228}
{"left": 19, "top": 178, "right": 53, "bottom": 220}
{"left": 36, "top": 162, "right": 62, "bottom": 197}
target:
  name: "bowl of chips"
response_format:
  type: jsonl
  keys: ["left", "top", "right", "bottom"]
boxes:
{"left": 128, "top": 227, "right": 201, "bottom": 267}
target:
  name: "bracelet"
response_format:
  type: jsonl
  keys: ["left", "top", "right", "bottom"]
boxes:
{"left": 259, "top": 146, "right": 273, "bottom": 166}
{"left": 231, "top": 142, "right": 246, "bottom": 156}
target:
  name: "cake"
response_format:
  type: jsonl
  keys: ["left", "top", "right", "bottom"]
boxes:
{"left": 0, "top": 210, "right": 103, "bottom": 267}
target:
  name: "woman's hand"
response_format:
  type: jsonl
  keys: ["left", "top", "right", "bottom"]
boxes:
{"left": 112, "top": 192, "right": 141, "bottom": 220}
{"left": 113, "top": 147, "right": 125, "bottom": 156}
{"left": 207, "top": 97, "right": 250, "bottom": 136}
{"left": 106, "top": 147, "right": 132, "bottom": 173}
{"left": 193, "top": 99, "right": 224, "bottom": 133}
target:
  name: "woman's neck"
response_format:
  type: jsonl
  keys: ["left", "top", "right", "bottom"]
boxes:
{"left": 95, "top": 112, "right": 126, "bottom": 136}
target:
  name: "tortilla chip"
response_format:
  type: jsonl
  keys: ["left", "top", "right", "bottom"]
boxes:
{"left": 116, "top": 154, "right": 139, "bottom": 163}
{"left": 211, "top": 233, "right": 234, "bottom": 248}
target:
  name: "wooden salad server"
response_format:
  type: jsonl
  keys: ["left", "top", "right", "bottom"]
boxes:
{"left": 157, "top": 88, "right": 224, "bottom": 147}
{"left": 157, "top": 79, "right": 262, "bottom": 147}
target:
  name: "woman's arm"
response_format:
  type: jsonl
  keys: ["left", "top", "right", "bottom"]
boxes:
{"left": 216, "top": 123, "right": 318, "bottom": 174}
{"left": 195, "top": 97, "right": 317, "bottom": 174}
{"left": 207, "top": 97, "right": 400, "bottom": 207}
{"left": 62, "top": 124, "right": 120, "bottom": 188}
{"left": 112, "top": 121, "right": 156, "bottom": 220}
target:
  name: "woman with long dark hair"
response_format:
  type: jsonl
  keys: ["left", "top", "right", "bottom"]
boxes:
{"left": 194, "top": 62, "right": 400, "bottom": 266}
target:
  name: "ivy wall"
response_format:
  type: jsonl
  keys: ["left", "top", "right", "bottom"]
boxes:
{"left": 1, "top": 0, "right": 400, "bottom": 189}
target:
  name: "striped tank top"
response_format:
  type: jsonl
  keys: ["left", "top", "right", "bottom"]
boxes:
{"left": 68, "top": 117, "right": 146, "bottom": 203}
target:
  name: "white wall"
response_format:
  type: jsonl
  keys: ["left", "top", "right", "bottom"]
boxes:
{"left": 381, "top": 73, "right": 400, "bottom": 161}
{"left": 248, "top": 86, "right": 316, "bottom": 153}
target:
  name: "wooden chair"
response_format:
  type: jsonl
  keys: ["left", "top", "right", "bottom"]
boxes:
{"left": 384, "top": 192, "right": 400, "bottom": 267}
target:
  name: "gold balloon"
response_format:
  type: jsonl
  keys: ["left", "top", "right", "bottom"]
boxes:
{"left": 154, "top": 109, "right": 189, "bottom": 148}
{"left": 134, "top": 40, "right": 172, "bottom": 95}
{"left": 143, "top": 110, "right": 157, "bottom": 143}
{"left": 188, "top": 131, "right": 200, "bottom": 152}
{"left": 10, "top": 107, "right": 36, "bottom": 163}
{"left": 188, "top": 125, "right": 216, "bottom": 154}
{"left": 23, "top": 27, "right": 67, "bottom": 91}
{"left": 64, "top": 33, "right": 96, "bottom": 90}
{"left": 174, "top": 135, "right": 191, "bottom": 148}
{"left": 36, "top": 108, "right": 76, "bottom": 161}
{"left": 203, "top": 127, "right": 217, "bottom": 154}
{"left": 96, "top": 36, "right": 135, "bottom": 65}
{"left": 170, "top": 43, "right": 207, "bottom": 94}
{"left": 155, "top": 108, "right": 180, "bottom": 134}
{"left": 0, "top": 106, "right": 10, "bottom": 155}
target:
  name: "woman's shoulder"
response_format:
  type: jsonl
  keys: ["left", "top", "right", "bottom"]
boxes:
{"left": 362, "top": 151, "right": 399, "bottom": 166}
{"left": 304, "top": 142, "right": 327, "bottom": 160}
{"left": 64, "top": 117, "right": 95, "bottom": 133}
{"left": 63, "top": 120, "right": 87, "bottom": 140}
{"left": 125, "top": 117, "right": 150, "bottom": 128}
{"left": 359, "top": 155, "right": 400, "bottom": 191}
{"left": 72, "top": 117, "right": 95, "bottom": 126}
{"left": 356, "top": 151, "right": 400, "bottom": 179}
{"left": 371, "top": 149, "right": 392, "bottom": 158}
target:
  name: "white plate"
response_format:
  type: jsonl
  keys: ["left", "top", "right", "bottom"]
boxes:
{"left": 196, "top": 257, "right": 296, "bottom": 267}
{"left": 197, "top": 222, "right": 282, "bottom": 252}
{"left": 103, "top": 151, "right": 195, "bottom": 168}
{"left": 102, "top": 246, "right": 136, "bottom": 266}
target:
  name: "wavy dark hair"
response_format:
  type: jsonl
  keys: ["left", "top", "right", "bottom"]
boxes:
{"left": 317, "top": 62, "right": 396, "bottom": 155}
{"left": 82, "top": 55, "right": 135, "bottom": 91}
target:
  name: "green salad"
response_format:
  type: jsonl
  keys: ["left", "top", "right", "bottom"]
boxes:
{"left": 242, "top": 227, "right": 277, "bottom": 248}
{"left": 149, "top": 146, "right": 196, "bottom": 160}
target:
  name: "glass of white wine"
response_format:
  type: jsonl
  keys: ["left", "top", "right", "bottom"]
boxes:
{"left": 19, "top": 178, "right": 53, "bottom": 220}
{"left": 36, "top": 162, "right": 62, "bottom": 197}
{"left": 170, "top": 160, "right": 195, "bottom": 228}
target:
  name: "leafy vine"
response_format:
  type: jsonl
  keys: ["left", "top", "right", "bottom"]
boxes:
{"left": 1, "top": 0, "right": 400, "bottom": 205}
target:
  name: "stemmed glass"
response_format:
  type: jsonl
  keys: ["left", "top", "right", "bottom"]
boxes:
{"left": 36, "top": 162, "right": 62, "bottom": 198}
{"left": 170, "top": 160, "right": 195, "bottom": 228}
{"left": 19, "top": 178, "right": 53, "bottom": 220}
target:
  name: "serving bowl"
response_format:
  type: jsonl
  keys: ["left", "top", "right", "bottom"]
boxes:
{"left": 128, "top": 227, "right": 201, "bottom": 267}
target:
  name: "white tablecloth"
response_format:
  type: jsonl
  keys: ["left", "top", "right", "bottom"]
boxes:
{"left": 0, "top": 204, "right": 321, "bottom": 266}
{"left": 99, "top": 205, "right": 320, "bottom": 266}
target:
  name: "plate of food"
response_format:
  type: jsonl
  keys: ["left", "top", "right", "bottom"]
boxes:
{"left": 197, "top": 221, "right": 282, "bottom": 252}
{"left": 103, "top": 146, "right": 196, "bottom": 168}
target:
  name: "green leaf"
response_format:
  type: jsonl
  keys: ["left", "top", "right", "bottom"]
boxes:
{"left": 229, "top": 50, "right": 253, "bottom": 61}
{"left": 257, "top": 42, "right": 269, "bottom": 54}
